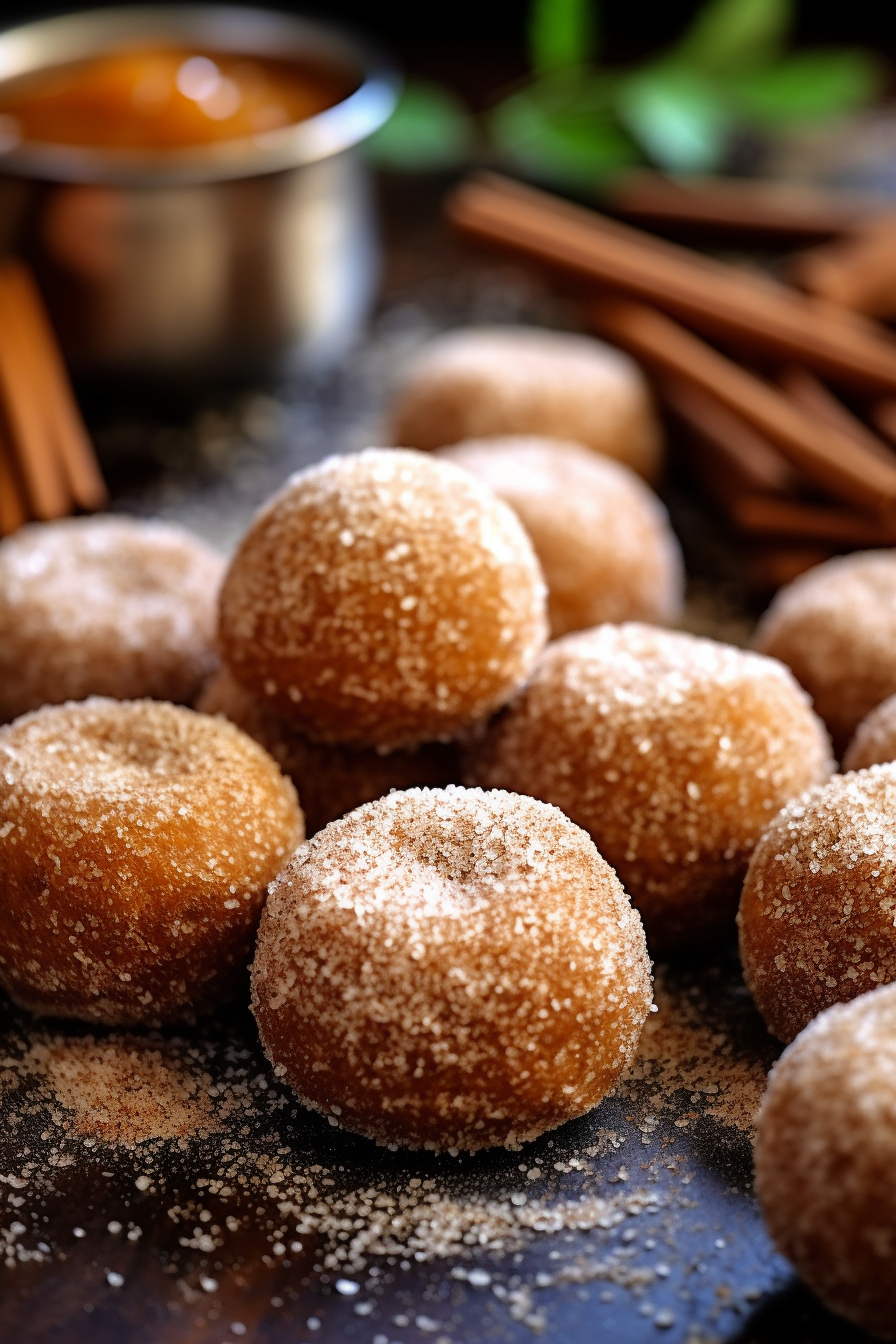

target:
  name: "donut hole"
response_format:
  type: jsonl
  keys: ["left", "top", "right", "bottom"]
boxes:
{"left": 196, "top": 669, "right": 461, "bottom": 835}
{"left": 467, "top": 624, "right": 834, "bottom": 950}
{"left": 755, "top": 984, "right": 896, "bottom": 1338}
{"left": 0, "top": 698, "right": 304, "bottom": 1026}
{"left": 739, "top": 763, "right": 896, "bottom": 1042}
{"left": 252, "top": 786, "right": 651, "bottom": 1151}
{"left": 218, "top": 449, "right": 548, "bottom": 749}
{"left": 0, "top": 516, "right": 224, "bottom": 723}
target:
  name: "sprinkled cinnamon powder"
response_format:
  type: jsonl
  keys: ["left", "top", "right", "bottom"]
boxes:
{"left": 0, "top": 954, "right": 773, "bottom": 1332}
{"left": 22, "top": 1035, "right": 219, "bottom": 1146}
{"left": 618, "top": 964, "right": 778, "bottom": 1135}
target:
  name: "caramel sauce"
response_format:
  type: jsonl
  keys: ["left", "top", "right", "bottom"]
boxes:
{"left": 0, "top": 48, "right": 353, "bottom": 151}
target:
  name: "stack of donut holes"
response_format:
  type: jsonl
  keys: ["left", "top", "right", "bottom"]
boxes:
{"left": 10, "top": 319, "right": 896, "bottom": 1323}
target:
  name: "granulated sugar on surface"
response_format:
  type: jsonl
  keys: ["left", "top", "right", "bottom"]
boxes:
{"left": 0, "top": 954, "right": 778, "bottom": 1339}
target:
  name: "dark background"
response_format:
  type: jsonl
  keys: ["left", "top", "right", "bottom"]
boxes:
{"left": 2, "top": 1, "right": 896, "bottom": 74}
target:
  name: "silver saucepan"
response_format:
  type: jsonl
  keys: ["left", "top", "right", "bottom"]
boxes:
{"left": 0, "top": 5, "right": 399, "bottom": 379}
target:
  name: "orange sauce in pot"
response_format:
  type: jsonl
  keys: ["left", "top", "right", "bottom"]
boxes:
{"left": 0, "top": 48, "right": 354, "bottom": 151}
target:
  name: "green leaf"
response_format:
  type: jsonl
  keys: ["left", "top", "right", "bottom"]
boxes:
{"left": 364, "top": 81, "right": 475, "bottom": 170}
{"left": 489, "top": 76, "right": 640, "bottom": 186}
{"left": 675, "top": 0, "right": 792, "bottom": 74}
{"left": 615, "top": 65, "right": 733, "bottom": 173}
{"left": 528, "top": 0, "right": 597, "bottom": 75}
{"left": 732, "top": 49, "right": 885, "bottom": 125}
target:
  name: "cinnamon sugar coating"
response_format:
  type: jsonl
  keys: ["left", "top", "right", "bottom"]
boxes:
{"left": 754, "top": 550, "right": 896, "bottom": 755}
{"left": 755, "top": 984, "right": 896, "bottom": 1339}
{"left": 843, "top": 693, "right": 896, "bottom": 771}
{"left": 467, "top": 625, "right": 834, "bottom": 951}
{"left": 739, "top": 765, "right": 896, "bottom": 1043}
{"left": 435, "top": 436, "right": 683, "bottom": 639}
{"left": 0, "top": 516, "right": 224, "bottom": 724}
{"left": 218, "top": 450, "right": 548, "bottom": 749}
{"left": 197, "top": 669, "right": 460, "bottom": 835}
{"left": 251, "top": 786, "right": 651, "bottom": 1152}
{"left": 390, "top": 327, "right": 662, "bottom": 479}
{"left": 0, "top": 698, "right": 304, "bottom": 1026}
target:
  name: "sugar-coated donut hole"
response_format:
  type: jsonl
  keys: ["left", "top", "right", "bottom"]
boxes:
{"left": 754, "top": 550, "right": 896, "bottom": 756}
{"left": 251, "top": 786, "right": 651, "bottom": 1152}
{"left": 0, "top": 516, "right": 224, "bottom": 724}
{"left": 755, "top": 984, "right": 896, "bottom": 1339}
{"left": 0, "top": 698, "right": 304, "bottom": 1026}
{"left": 218, "top": 449, "right": 548, "bottom": 750}
{"left": 196, "top": 668, "right": 461, "bottom": 835}
{"left": 738, "top": 765, "right": 896, "bottom": 1043}
{"left": 390, "top": 326, "right": 663, "bottom": 480}
{"left": 466, "top": 624, "right": 834, "bottom": 952}
{"left": 843, "top": 692, "right": 896, "bottom": 771}
{"left": 435, "top": 436, "right": 684, "bottom": 639}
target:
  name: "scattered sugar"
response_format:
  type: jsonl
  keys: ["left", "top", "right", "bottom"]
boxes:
{"left": 0, "top": 950, "right": 770, "bottom": 1331}
{"left": 617, "top": 963, "right": 778, "bottom": 1135}
{"left": 16, "top": 1035, "right": 219, "bottom": 1146}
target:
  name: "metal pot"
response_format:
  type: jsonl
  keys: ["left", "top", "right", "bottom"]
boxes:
{"left": 0, "top": 5, "right": 399, "bottom": 379}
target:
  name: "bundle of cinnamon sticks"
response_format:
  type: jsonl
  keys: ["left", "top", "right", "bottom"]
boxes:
{"left": 0, "top": 259, "right": 106, "bottom": 537}
{"left": 446, "top": 171, "right": 896, "bottom": 586}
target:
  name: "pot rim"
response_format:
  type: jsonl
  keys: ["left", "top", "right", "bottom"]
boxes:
{"left": 0, "top": 4, "right": 400, "bottom": 186}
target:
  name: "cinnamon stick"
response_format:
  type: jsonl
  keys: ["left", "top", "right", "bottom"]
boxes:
{"left": 0, "top": 413, "right": 27, "bottom": 536}
{"left": 605, "top": 171, "right": 879, "bottom": 240}
{"left": 663, "top": 376, "right": 800, "bottom": 495}
{"left": 871, "top": 398, "right": 896, "bottom": 445}
{"left": 5, "top": 263, "right": 107, "bottom": 512}
{"left": 778, "top": 366, "right": 896, "bottom": 465}
{"left": 791, "top": 216, "right": 896, "bottom": 319}
{"left": 0, "top": 266, "right": 69, "bottom": 520}
{"left": 446, "top": 173, "right": 896, "bottom": 392}
{"left": 589, "top": 297, "right": 896, "bottom": 516}
{"left": 731, "top": 494, "right": 896, "bottom": 547}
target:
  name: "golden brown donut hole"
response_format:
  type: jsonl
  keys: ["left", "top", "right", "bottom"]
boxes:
{"left": 843, "top": 692, "right": 896, "bottom": 771}
{"left": 0, "top": 516, "right": 224, "bottom": 723}
{"left": 0, "top": 698, "right": 304, "bottom": 1026}
{"left": 390, "top": 326, "right": 663, "bottom": 480}
{"left": 196, "top": 668, "right": 460, "bottom": 836}
{"left": 467, "top": 624, "right": 834, "bottom": 952}
{"left": 218, "top": 449, "right": 548, "bottom": 750}
{"left": 435, "top": 436, "right": 684, "bottom": 639}
{"left": 753, "top": 550, "right": 896, "bottom": 757}
{"left": 755, "top": 984, "right": 896, "bottom": 1339}
{"left": 738, "top": 765, "right": 896, "bottom": 1043}
{"left": 251, "top": 786, "right": 652, "bottom": 1152}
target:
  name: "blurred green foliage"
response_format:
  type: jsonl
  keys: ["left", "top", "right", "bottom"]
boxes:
{"left": 364, "top": 81, "right": 474, "bottom": 169}
{"left": 528, "top": 0, "right": 597, "bottom": 75}
{"left": 366, "top": 0, "right": 885, "bottom": 181}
